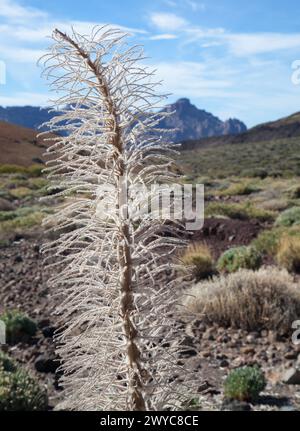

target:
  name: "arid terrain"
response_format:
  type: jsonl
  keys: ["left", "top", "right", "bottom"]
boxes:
{"left": 0, "top": 114, "right": 300, "bottom": 410}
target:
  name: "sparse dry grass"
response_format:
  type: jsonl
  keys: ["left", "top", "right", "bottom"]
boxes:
{"left": 182, "top": 267, "right": 300, "bottom": 333}
{"left": 205, "top": 201, "right": 275, "bottom": 222}
{"left": 277, "top": 235, "right": 300, "bottom": 273}
{"left": 181, "top": 243, "right": 214, "bottom": 280}
{"left": 216, "top": 180, "right": 260, "bottom": 197}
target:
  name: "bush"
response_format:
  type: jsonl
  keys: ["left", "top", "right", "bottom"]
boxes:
{"left": 217, "top": 246, "right": 262, "bottom": 273}
{"left": 0, "top": 211, "right": 45, "bottom": 236}
{"left": 0, "top": 310, "right": 37, "bottom": 344}
{"left": 205, "top": 202, "right": 275, "bottom": 222}
{"left": 252, "top": 225, "right": 300, "bottom": 257}
{"left": 257, "top": 198, "right": 289, "bottom": 212}
{"left": 241, "top": 168, "right": 268, "bottom": 179}
{"left": 287, "top": 185, "right": 300, "bottom": 199}
{"left": 224, "top": 366, "right": 266, "bottom": 402}
{"left": 0, "top": 165, "right": 28, "bottom": 175}
{"left": 182, "top": 267, "right": 300, "bottom": 333}
{"left": 0, "top": 368, "right": 47, "bottom": 411}
{"left": 9, "top": 187, "right": 32, "bottom": 200}
{"left": 181, "top": 243, "right": 214, "bottom": 280}
{"left": 275, "top": 206, "right": 300, "bottom": 227}
{"left": 277, "top": 236, "right": 300, "bottom": 273}
{"left": 0, "top": 164, "right": 43, "bottom": 177}
{"left": 0, "top": 352, "right": 17, "bottom": 372}
{"left": 218, "top": 181, "right": 260, "bottom": 197}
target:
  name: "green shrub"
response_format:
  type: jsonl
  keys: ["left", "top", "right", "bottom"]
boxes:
{"left": 0, "top": 352, "right": 17, "bottom": 372}
{"left": 275, "top": 206, "right": 300, "bottom": 227}
{"left": 0, "top": 368, "right": 47, "bottom": 411}
{"left": 252, "top": 228, "right": 282, "bottom": 256}
{"left": 217, "top": 246, "right": 262, "bottom": 273}
{"left": 0, "top": 165, "right": 28, "bottom": 175}
{"left": 218, "top": 181, "right": 260, "bottom": 197}
{"left": 9, "top": 187, "right": 33, "bottom": 200}
{"left": 0, "top": 164, "right": 43, "bottom": 177}
{"left": 0, "top": 211, "right": 45, "bottom": 236}
{"left": 241, "top": 168, "right": 268, "bottom": 179}
{"left": 28, "top": 177, "right": 48, "bottom": 190}
{"left": 224, "top": 366, "right": 266, "bottom": 402}
{"left": 26, "top": 165, "right": 43, "bottom": 177}
{"left": 0, "top": 311, "right": 37, "bottom": 344}
{"left": 252, "top": 226, "right": 300, "bottom": 257}
{"left": 181, "top": 243, "right": 214, "bottom": 280}
{"left": 205, "top": 202, "right": 275, "bottom": 222}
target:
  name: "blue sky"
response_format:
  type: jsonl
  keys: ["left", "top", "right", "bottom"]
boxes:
{"left": 0, "top": 0, "right": 300, "bottom": 127}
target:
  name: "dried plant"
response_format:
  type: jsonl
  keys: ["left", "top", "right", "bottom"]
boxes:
{"left": 40, "top": 26, "right": 194, "bottom": 411}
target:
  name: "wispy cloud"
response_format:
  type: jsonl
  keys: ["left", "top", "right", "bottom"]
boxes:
{"left": 0, "top": 0, "right": 47, "bottom": 21}
{"left": 0, "top": 91, "right": 49, "bottom": 106}
{"left": 185, "top": 1, "right": 206, "bottom": 12}
{"left": 226, "top": 32, "right": 300, "bottom": 56}
{"left": 149, "top": 12, "right": 188, "bottom": 32}
{"left": 149, "top": 33, "right": 178, "bottom": 40}
{"left": 149, "top": 10, "right": 300, "bottom": 56}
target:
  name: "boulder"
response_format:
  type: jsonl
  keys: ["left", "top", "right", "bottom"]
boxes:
{"left": 282, "top": 368, "right": 300, "bottom": 385}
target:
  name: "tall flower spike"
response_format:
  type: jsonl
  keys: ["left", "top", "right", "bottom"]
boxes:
{"left": 40, "top": 26, "right": 195, "bottom": 411}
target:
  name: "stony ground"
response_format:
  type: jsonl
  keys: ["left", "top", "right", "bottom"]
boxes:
{"left": 0, "top": 235, "right": 61, "bottom": 409}
{"left": 1, "top": 226, "right": 300, "bottom": 411}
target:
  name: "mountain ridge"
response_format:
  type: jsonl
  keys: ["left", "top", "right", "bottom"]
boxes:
{"left": 161, "top": 98, "right": 247, "bottom": 141}
{"left": 0, "top": 99, "right": 247, "bottom": 142}
{"left": 181, "top": 110, "right": 300, "bottom": 150}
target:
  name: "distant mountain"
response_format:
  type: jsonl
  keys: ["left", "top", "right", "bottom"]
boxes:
{"left": 1, "top": 109, "right": 300, "bottom": 168}
{"left": 160, "top": 98, "right": 247, "bottom": 142}
{"left": 0, "top": 100, "right": 247, "bottom": 142}
{"left": 180, "top": 110, "right": 300, "bottom": 150}
{"left": 0, "top": 106, "right": 53, "bottom": 131}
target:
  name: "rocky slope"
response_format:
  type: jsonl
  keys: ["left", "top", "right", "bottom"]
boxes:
{"left": 160, "top": 98, "right": 247, "bottom": 142}
{"left": 0, "top": 121, "right": 53, "bottom": 166}
{"left": 181, "top": 111, "right": 300, "bottom": 150}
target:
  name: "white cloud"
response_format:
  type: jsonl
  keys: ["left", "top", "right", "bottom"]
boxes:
{"left": 149, "top": 33, "right": 178, "bottom": 40}
{"left": 226, "top": 33, "right": 300, "bottom": 56}
{"left": 150, "top": 12, "right": 188, "bottom": 32}
{"left": 0, "top": 45, "right": 45, "bottom": 62}
{"left": 181, "top": 25, "right": 300, "bottom": 56}
{"left": 153, "top": 61, "right": 234, "bottom": 98}
{"left": 0, "top": 0, "right": 47, "bottom": 21}
{"left": 0, "top": 91, "right": 49, "bottom": 106}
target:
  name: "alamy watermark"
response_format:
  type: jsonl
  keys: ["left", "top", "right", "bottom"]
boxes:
{"left": 292, "top": 320, "right": 300, "bottom": 345}
{"left": 96, "top": 181, "right": 205, "bottom": 231}
{"left": 291, "top": 60, "right": 300, "bottom": 85}
{"left": 0, "top": 320, "right": 6, "bottom": 345}
{"left": 0, "top": 61, "right": 6, "bottom": 85}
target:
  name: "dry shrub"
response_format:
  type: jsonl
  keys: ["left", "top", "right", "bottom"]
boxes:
{"left": 181, "top": 243, "right": 214, "bottom": 281}
{"left": 277, "top": 236, "right": 300, "bottom": 273}
{"left": 182, "top": 267, "right": 300, "bottom": 333}
{"left": 257, "top": 198, "right": 289, "bottom": 212}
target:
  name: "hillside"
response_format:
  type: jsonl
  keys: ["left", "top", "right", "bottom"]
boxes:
{"left": 0, "top": 106, "right": 53, "bottom": 131}
{"left": 181, "top": 111, "right": 300, "bottom": 150}
{"left": 179, "top": 136, "right": 300, "bottom": 179}
{"left": 0, "top": 121, "right": 50, "bottom": 166}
